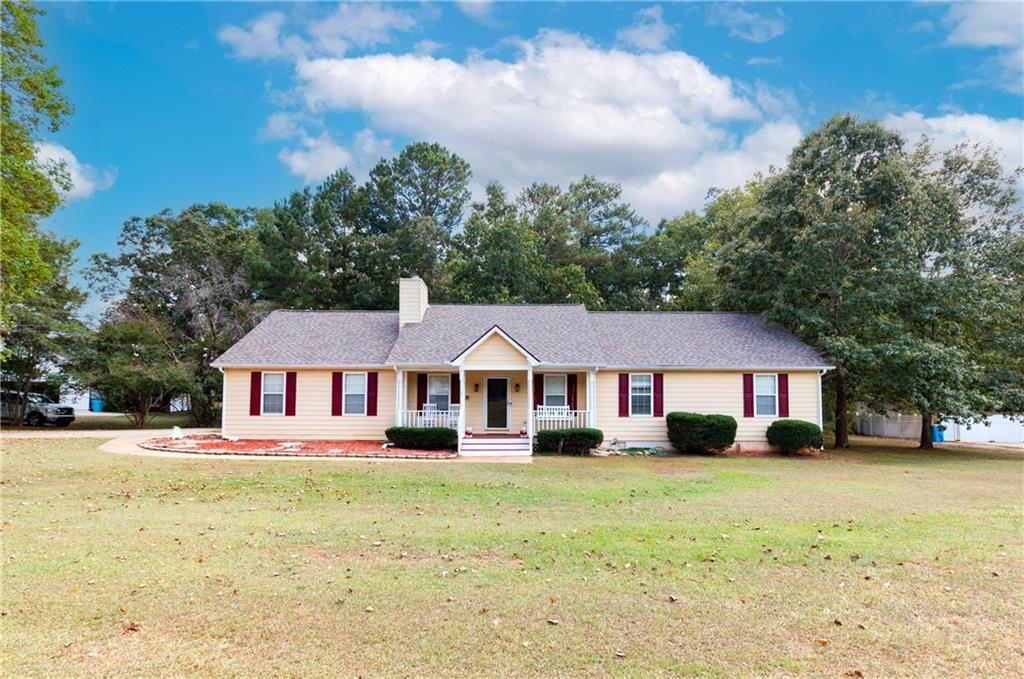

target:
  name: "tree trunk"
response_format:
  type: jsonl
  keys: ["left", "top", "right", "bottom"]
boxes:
{"left": 919, "top": 413, "right": 934, "bottom": 450}
{"left": 833, "top": 372, "right": 850, "bottom": 448}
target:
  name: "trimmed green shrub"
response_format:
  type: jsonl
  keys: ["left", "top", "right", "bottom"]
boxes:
{"left": 666, "top": 412, "right": 737, "bottom": 454}
{"left": 385, "top": 427, "right": 457, "bottom": 450}
{"left": 766, "top": 419, "right": 823, "bottom": 454}
{"left": 536, "top": 428, "right": 603, "bottom": 455}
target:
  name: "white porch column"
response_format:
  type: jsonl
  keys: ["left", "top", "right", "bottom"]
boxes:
{"left": 587, "top": 369, "right": 597, "bottom": 428}
{"left": 394, "top": 369, "right": 404, "bottom": 426}
{"left": 526, "top": 366, "right": 534, "bottom": 440}
{"left": 457, "top": 367, "right": 466, "bottom": 454}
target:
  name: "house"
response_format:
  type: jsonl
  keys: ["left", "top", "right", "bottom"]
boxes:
{"left": 212, "top": 277, "right": 832, "bottom": 456}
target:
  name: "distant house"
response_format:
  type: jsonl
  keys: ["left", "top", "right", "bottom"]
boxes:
{"left": 212, "top": 277, "right": 831, "bottom": 456}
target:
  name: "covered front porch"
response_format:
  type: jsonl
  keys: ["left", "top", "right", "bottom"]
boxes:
{"left": 394, "top": 367, "right": 597, "bottom": 454}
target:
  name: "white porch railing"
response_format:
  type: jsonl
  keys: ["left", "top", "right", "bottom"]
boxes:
{"left": 402, "top": 406, "right": 460, "bottom": 429}
{"left": 532, "top": 407, "right": 589, "bottom": 431}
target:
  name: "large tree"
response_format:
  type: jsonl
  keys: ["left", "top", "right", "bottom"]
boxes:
{"left": 0, "top": 234, "right": 87, "bottom": 419}
{"left": 717, "top": 114, "right": 918, "bottom": 447}
{"left": 74, "top": 315, "right": 195, "bottom": 429}
{"left": 90, "top": 204, "right": 269, "bottom": 425}
{"left": 868, "top": 141, "right": 1024, "bottom": 448}
{"left": 1, "top": 0, "right": 73, "bottom": 329}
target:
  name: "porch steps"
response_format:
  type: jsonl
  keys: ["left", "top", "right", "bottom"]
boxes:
{"left": 460, "top": 436, "right": 533, "bottom": 457}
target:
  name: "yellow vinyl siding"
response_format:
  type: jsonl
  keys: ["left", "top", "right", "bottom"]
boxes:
{"left": 223, "top": 368, "right": 396, "bottom": 440}
{"left": 595, "top": 370, "right": 819, "bottom": 446}
{"left": 461, "top": 333, "right": 529, "bottom": 366}
{"left": 462, "top": 371, "right": 529, "bottom": 433}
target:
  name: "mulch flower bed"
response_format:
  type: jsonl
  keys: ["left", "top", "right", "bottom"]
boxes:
{"left": 140, "top": 434, "right": 456, "bottom": 459}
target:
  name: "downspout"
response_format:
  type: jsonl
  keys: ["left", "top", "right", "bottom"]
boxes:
{"left": 217, "top": 366, "right": 226, "bottom": 438}
{"left": 817, "top": 367, "right": 833, "bottom": 431}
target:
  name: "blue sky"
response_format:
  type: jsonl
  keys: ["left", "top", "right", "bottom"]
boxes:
{"left": 39, "top": 1, "right": 1024, "bottom": 287}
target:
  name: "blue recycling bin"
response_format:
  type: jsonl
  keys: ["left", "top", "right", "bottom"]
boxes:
{"left": 931, "top": 425, "right": 944, "bottom": 443}
{"left": 90, "top": 397, "right": 104, "bottom": 413}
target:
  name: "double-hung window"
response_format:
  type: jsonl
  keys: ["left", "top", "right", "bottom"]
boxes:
{"left": 261, "top": 372, "right": 285, "bottom": 415}
{"left": 427, "top": 375, "right": 450, "bottom": 411}
{"left": 754, "top": 374, "right": 778, "bottom": 416}
{"left": 543, "top": 375, "right": 567, "bottom": 407}
{"left": 343, "top": 373, "right": 367, "bottom": 416}
{"left": 629, "top": 373, "right": 653, "bottom": 416}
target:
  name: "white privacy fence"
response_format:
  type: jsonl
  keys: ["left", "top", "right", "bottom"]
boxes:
{"left": 855, "top": 413, "right": 922, "bottom": 439}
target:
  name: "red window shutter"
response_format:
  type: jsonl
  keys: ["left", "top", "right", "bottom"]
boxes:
{"left": 778, "top": 373, "right": 789, "bottom": 417}
{"left": 567, "top": 374, "right": 578, "bottom": 410}
{"left": 618, "top": 373, "right": 629, "bottom": 417}
{"left": 653, "top": 373, "right": 664, "bottom": 417}
{"left": 450, "top": 374, "right": 460, "bottom": 407}
{"left": 249, "top": 372, "right": 261, "bottom": 416}
{"left": 416, "top": 373, "right": 427, "bottom": 410}
{"left": 533, "top": 374, "right": 544, "bottom": 408}
{"left": 367, "top": 372, "right": 378, "bottom": 416}
{"left": 742, "top": 373, "right": 754, "bottom": 417}
{"left": 285, "top": 372, "right": 297, "bottom": 416}
{"left": 331, "top": 372, "right": 344, "bottom": 416}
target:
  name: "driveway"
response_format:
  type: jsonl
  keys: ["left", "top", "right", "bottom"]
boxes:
{"left": 0, "top": 427, "right": 217, "bottom": 440}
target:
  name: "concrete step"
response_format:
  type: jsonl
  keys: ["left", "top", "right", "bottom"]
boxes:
{"left": 461, "top": 437, "right": 532, "bottom": 457}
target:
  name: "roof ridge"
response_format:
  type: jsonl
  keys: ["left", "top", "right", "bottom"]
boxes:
{"left": 270, "top": 309, "right": 399, "bottom": 314}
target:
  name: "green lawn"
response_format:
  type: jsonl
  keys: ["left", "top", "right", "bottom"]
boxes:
{"left": 2, "top": 437, "right": 1021, "bottom": 677}
{"left": 4, "top": 412, "right": 201, "bottom": 431}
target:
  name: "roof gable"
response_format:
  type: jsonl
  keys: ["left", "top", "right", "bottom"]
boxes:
{"left": 451, "top": 326, "right": 540, "bottom": 366}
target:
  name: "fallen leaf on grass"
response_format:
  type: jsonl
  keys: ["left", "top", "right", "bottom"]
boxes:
{"left": 548, "top": 594, "right": 558, "bottom": 603}
{"left": 546, "top": 619, "right": 560, "bottom": 625}
{"left": 833, "top": 618, "right": 842, "bottom": 626}
{"left": 815, "top": 638, "right": 830, "bottom": 647}
{"left": 668, "top": 595, "right": 678, "bottom": 603}
{"left": 614, "top": 650, "right": 626, "bottom": 659}
{"left": 364, "top": 606, "right": 374, "bottom": 613}
{"left": 122, "top": 622, "right": 139, "bottom": 635}
{"left": 845, "top": 671, "right": 864, "bottom": 678}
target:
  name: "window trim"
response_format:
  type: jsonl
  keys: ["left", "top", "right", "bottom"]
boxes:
{"left": 753, "top": 373, "right": 778, "bottom": 418}
{"left": 543, "top": 373, "right": 568, "bottom": 408}
{"left": 628, "top": 372, "right": 654, "bottom": 418}
{"left": 260, "top": 371, "right": 286, "bottom": 416}
{"left": 426, "top": 373, "right": 451, "bottom": 412}
{"left": 343, "top": 371, "right": 368, "bottom": 417}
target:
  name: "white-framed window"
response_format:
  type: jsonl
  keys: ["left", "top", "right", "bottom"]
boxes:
{"left": 343, "top": 372, "right": 367, "bottom": 416}
{"left": 427, "top": 374, "right": 451, "bottom": 411}
{"left": 754, "top": 374, "right": 778, "bottom": 417}
{"left": 543, "top": 374, "right": 567, "bottom": 407}
{"left": 629, "top": 373, "right": 653, "bottom": 417}
{"left": 261, "top": 372, "right": 285, "bottom": 416}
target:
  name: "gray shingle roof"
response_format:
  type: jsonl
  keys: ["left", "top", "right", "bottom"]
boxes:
{"left": 211, "top": 310, "right": 399, "bottom": 367}
{"left": 213, "top": 306, "right": 829, "bottom": 369}
{"left": 386, "top": 305, "right": 601, "bottom": 365}
{"left": 587, "top": 312, "right": 828, "bottom": 368}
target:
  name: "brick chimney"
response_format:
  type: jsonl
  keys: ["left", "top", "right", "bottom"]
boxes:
{"left": 399, "top": 276, "right": 428, "bottom": 327}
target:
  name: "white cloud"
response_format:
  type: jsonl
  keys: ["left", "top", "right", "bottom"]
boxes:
{"left": 308, "top": 3, "right": 417, "bottom": 56}
{"left": 260, "top": 111, "right": 307, "bottom": 141}
{"left": 289, "top": 28, "right": 795, "bottom": 218}
{"left": 942, "top": 2, "right": 1023, "bottom": 93}
{"left": 278, "top": 133, "right": 353, "bottom": 182}
{"left": 706, "top": 5, "right": 787, "bottom": 43}
{"left": 615, "top": 5, "right": 676, "bottom": 52}
{"left": 277, "top": 128, "right": 395, "bottom": 183}
{"left": 218, "top": 4, "right": 417, "bottom": 60}
{"left": 35, "top": 142, "right": 116, "bottom": 201}
{"left": 414, "top": 39, "right": 444, "bottom": 56}
{"left": 746, "top": 56, "right": 782, "bottom": 67}
{"left": 458, "top": 2, "right": 494, "bottom": 25}
{"left": 883, "top": 111, "right": 1023, "bottom": 180}
{"left": 217, "top": 11, "right": 306, "bottom": 60}
{"left": 623, "top": 120, "right": 802, "bottom": 218}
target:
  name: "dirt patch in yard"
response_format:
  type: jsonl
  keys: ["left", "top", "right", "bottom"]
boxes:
{"left": 140, "top": 434, "right": 456, "bottom": 459}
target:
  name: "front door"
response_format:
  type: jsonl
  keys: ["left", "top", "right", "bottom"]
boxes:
{"left": 485, "top": 378, "right": 508, "bottom": 430}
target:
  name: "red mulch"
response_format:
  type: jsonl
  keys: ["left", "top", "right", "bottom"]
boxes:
{"left": 140, "top": 434, "right": 456, "bottom": 459}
